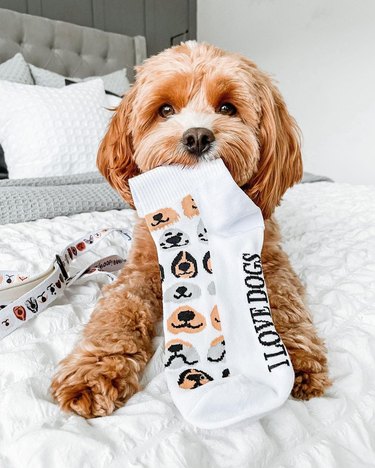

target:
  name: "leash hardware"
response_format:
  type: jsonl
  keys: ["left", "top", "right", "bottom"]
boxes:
{"left": 55, "top": 254, "right": 69, "bottom": 280}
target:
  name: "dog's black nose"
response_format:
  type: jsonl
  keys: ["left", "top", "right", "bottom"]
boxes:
{"left": 169, "top": 343, "right": 183, "bottom": 353}
{"left": 153, "top": 213, "right": 163, "bottom": 221}
{"left": 176, "top": 286, "right": 188, "bottom": 295}
{"left": 178, "top": 310, "right": 195, "bottom": 322}
{"left": 166, "top": 235, "right": 180, "bottom": 245}
{"left": 182, "top": 127, "right": 215, "bottom": 156}
{"left": 178, "top": 262, "right": 190, "bottom": 272}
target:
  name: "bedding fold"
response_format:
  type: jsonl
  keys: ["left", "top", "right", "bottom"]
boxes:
{"left": 0, "top": 172, "right": 129, "bottom": 224}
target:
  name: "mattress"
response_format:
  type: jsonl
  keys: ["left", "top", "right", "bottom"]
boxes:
{"left": 0, "top": 181, "right": 374, "bottom": 468}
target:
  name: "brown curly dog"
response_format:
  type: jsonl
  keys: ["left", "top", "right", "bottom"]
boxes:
{"left": 51, "top": 41, "right": 331, "bottom": 418}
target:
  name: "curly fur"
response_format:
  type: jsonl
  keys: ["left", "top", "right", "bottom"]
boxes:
{"left": 51, "top": 42, "right": 331, "bottom": 417}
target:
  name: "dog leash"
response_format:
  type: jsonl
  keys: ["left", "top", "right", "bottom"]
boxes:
{"left": 0, "top": 227, "right": 132, "bottom": 340}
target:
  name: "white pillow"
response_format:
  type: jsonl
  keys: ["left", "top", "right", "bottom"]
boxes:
{"left": 0, "top": 53, "right": 34, "bottom": 85}
{"left": 0, "top": 79, "right": 110, "bottom": 179}
{"left": 105, "top": 94, "right": 122, "bottom": 108}
{"left": 29, "top": 64, "right": 130, "bottom": 96}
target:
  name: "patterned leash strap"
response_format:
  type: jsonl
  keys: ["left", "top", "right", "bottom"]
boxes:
{"left": 0, "top": 227, "right": 132, "bottom": 340}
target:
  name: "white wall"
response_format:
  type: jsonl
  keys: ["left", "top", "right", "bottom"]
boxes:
{"left": 197, "top": 0, "right": 375, "bottom": 184}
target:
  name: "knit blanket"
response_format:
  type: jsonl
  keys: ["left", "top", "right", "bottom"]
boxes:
{"left": 0, "top": 172, "right": 128, "bottom": 224}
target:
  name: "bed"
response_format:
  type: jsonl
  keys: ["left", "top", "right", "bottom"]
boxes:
{"left": 1, "top": 9, "right": 375, "bottom": 468}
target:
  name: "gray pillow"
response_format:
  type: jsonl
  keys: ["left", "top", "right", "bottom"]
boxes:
{"left": 29, "top": 64, "right": 129, "bottom": 96}
{"left": 0, "top": 54, "right": 34, "bottom": 178}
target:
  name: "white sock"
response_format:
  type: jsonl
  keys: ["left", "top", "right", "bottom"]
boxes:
{"left": 129, "top": 159, "right": 294, "bottom": 429}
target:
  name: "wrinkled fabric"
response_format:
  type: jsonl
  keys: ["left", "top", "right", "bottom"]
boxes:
{"left": 0, "top": 182, "right": 374, "bottom": 468}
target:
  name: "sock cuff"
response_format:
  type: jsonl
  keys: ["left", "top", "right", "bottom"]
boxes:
{"left": 129, "top": 158, "right": 226, "bottom": 217}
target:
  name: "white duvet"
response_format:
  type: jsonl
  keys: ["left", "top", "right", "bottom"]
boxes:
{"left": 0, "top": 182, "right": 374, "bottom": 468}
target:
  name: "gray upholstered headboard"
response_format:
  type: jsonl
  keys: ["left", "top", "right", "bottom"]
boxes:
{"left": 0, "top": 8, "right": 147, "bottom": 81}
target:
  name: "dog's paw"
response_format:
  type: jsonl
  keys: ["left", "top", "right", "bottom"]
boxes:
{"left": 50, "top": 350, "right": 141, "bottom": 418}
{"left": 291, "top": 350, "right": 331, "bottom": 400}
{"left": 292, "top": 369, "right": 331, "bottom": 400}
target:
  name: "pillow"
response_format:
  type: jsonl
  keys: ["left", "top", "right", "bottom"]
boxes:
{"left": 0, "top": 54, "right": 34, "bottom": 179}
{"left": 0, "top": 79, "right": 110, "bottom": 179}
{"left": 105, "top": 94, "right": 122, "bottom": 108}
{"left": 29, "top": 64, "right": 130, "bottom": 96}
{"left": 0, "top": 53, "right": 34, "bottom": 85}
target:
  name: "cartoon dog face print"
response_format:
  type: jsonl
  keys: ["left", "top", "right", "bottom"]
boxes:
{"left": 197, "top": 219, "right": 208, "bottom": 243}
{"left": 164, "top": 282, "right": 201, "bottom": 302}
{"left": 37, "top": 291, "right": 48, "bottom": 304}
{"left": 207, "top": 281, "right": 216, "bottom": 295}
{"left": 159, "top": 229, "right": 190, "bottom": 250}
{"left": 167, "top": 306, "right": 206, "bottom": 334}
{"left": 159, "top": 264, "right": 165, "bottom": 283}
{"left": 181, "top": 195, "right": 200, "bottom": 218}
{"left": 25, "top": 297, "right": 38, "bottom": 313}
{"left": 13, "top": 305, "right": 26, "bottom": 321}
{"left": 67, "top": 246, "right": 78, "bottom": 259}
{"left": 207, "top": 336, "right": 226, "bottom": 363}
{"left": 47, "top": 283, "right": 56, "bottom": 295}
{"left": 171, "top": 251, "right": 198, "bottom": 279}
{"left": 5, "top": 275, "right": 14, "bottom": 284}
{"left": 145, "top": 208, "right": 180, "bottom": 231}
{"left": 178, "top": 369, "right": 213, "bottom": 389}
{"left": 210, "top": 305, "right": 221, "bottom": 331}
{"left": 164, "top": 339, "right": 199, "bottom": 369}
{"left": 203, "top": 251, "right": 212, "bottom": 274}
{"left": 84, "top": 235, "right": 94, "bottom": 245}
{"left": 222, "top": 368, "right": 230, "bottom": 378}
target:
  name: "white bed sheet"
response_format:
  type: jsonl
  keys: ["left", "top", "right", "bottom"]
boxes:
{"left": 0, "top": 182, "right": 374, "bottom": 468}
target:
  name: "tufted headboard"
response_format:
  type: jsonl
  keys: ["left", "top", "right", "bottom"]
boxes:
{"left": 0, "top": 8, "right": 147, "bottom": 81}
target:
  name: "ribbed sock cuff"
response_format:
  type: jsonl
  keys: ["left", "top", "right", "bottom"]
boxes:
{"left": 129, "top": 158, "right": 227, "bottom": 217}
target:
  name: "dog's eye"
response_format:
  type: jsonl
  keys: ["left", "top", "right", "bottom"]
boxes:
{"left": 159, "top": 104, "right": 175, "bottom": 118}
{"left": 217, "top": 103, "right": 237, "bottom": 116}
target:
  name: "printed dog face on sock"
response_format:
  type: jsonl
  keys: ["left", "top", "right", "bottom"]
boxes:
{"left": 182, "top": 195, "right": 200, "bottom": 218}
{"left": 207, "top": 281, "right": 216, "bottom": 295}
{"left": 203, "top": 251, "right": 212, "bottom": 274}
{"left": 207, "top": 336, "right": 226, "bottom": 363}
{"left": 164, "top": 339, "right": 199, "bottom": 369}
{"left": 164, "top": 282, "right": 201, "bottom": 302}
{"left": 145, "top": 208, "right": 179, "bottom": 231}
{"left": 171, "top": 251, "right": 198, "bottom": 278}
{"left": 159, "top": 264, "right": 165, "bottom": 282}
{"left": 210, "top": 305, "right": 221, "bottom": 331}
{"left": 178, "top": 369, "right": 213, "bottom": 389}
{"left": 197, "top": 220, "right": 208, "bottom": 243}
{"left": 167, "top": 306, "right": 206, "bottom": 334}
{"left": 159, "top": 229, "right": 190, "bottom": 250}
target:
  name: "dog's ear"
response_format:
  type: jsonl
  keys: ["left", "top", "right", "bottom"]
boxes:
{"left": 97, "top": 86, "right": 139, "bottom": 207}
{"left": 241, "top": 61, "right": 302, "bottom": 219}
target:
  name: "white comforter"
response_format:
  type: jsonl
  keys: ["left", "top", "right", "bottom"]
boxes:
{"left": 0, "top": 182, "right": 374, "bottom": 468}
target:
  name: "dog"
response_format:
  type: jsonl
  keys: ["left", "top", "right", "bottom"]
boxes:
{"left": 51, "top": 41, "right": 331, "bottom": 418}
